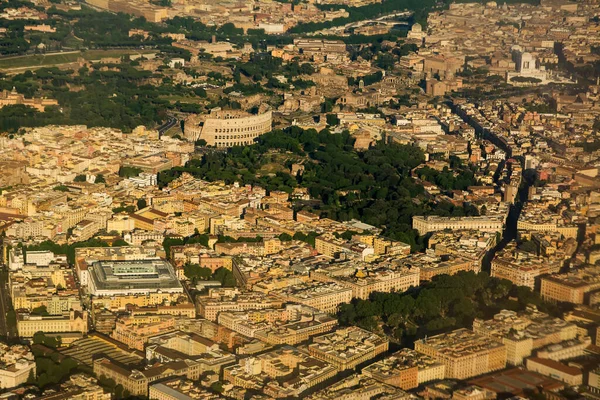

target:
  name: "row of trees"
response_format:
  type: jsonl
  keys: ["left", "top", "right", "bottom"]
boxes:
{"left": 29, "top": 342, "right": 79, "bottom": 389}
{"left": 97, "top": 375, "right": 131, "bottom": 399}
{"left": 162, "top": 233, "right": 211, "bottom": 257}
{"left": 24, "top": 238, "right": 111, "bottom": 264}
{"left": 183, "top": 265, "right": 236, "bottom": 287}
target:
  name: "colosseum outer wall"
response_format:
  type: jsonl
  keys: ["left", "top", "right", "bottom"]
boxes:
{"left": 184, "top": 110, "right": 273, "bottom": 147}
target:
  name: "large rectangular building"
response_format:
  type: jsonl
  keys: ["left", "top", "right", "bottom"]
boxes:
{"left": 272, "top": 282, "right": 353, "bottom": 314}
{"left": 93, "top": 358, "right": 201, "bottom": 397}
{"left": 398, "top": 253, "right": 473, "bottom": 282}
{"left": 149, "top": 378, "right": 220, "bottom": 400}
{"left": 217, "top": 305, "right": 337, "bottom": 345}
{"left": 362, "top": 349, "right": 445, "bottom": 390}
{"left": 196, "top": 288, "right": 284, "bottom": 322}
{"left": 472, "top": 308, "right": 577, "bottom": 365}
{"left": 74, "top": 246, "right": 164, "bottom": 287}
{"left": 540, "top": 265, "right": 600, "bottom": 304}
{"left": 468, "top": 367, "right": 565, "bottom": 397}
{"left": 491, "top": 256, "right": 561, "bottom": 290}
{"left": 223, "top": 346, "right": 337, "bottom": 398}
{"left": 87, "top": 259, "right": 183, "bottom": 297}
{"left": 17, "top": 310, "right": 88, "bottom": 338}
{"left": 146, "top": 331, "right": 236, "bottom": 375}
{"left": 308, "top": 327, "right": 389, "bottom": 371}
{"left": 309, "top": 262, "right": 419, "bottom": 299}
{"left": 412, "top": 216, "right": 504, "bottom": 236}
{"left": 111, "top": 315, "right": 177, "bottom": 351}
{"left": 414, "top": 328, "right": 506, "bottom": 380}
{"left": 526, "top": 357, "right": 582, "bottom": 386}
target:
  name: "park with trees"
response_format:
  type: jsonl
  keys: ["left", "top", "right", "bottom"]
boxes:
{"left": 158, "top": 127, "right": 481, "bottom": 251}
{"left": 337, "top": 271, "right": 569, "bottom": 345}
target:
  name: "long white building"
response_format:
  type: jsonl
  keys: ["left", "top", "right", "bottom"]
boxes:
{"left": 412, "top": 215, "right": 504, "bottom": 236}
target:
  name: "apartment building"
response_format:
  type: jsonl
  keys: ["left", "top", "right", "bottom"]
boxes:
{"left": 91, "top": 292, "right": 184, "bottom": 312}
{"left": 17, "top": 310, "right": 88, "bottom": 338}
{"left": 223, "top": 346, "right": 337, "bottom": 398}
{"left": 196, "top": 288, "right": 283, "bottom": 321}
{"left": 526, "top": 357, "right": 583, "bottom": 386}
{"left": 398, "top": 252, "right": 473, "bottom": 282}
{"left": 146, "top": 331, "right": 236, "bottom": 375}
{"left": 308, "top": 327, "right": 389, "bottom": 371}
{"left": 0, "top": 343, "right": 36, "bottom": 390}
{"left": 472, "top": 308, "right": 577, "bottom": 365}
{"left": 111, "top": 315, "right": 177, "bottom": 351}
{"left": 491, "top": 253, "right": 561, "bottom": 290}
{"left": 314, "top": 234, "right": 374, "bottom": 261}
{"left": 217, "top": 305, "right": 337, "bottom": 345}
{"left": 310, "top": 262, "right": 420, "bottom": 299}
{"left": 149, "top": 378, "right": 220, "bottom": 400}
{"left": 541, "top": 265, "right": 600, "bottom": 304}
{"left": 271, "top": 282, "right": 353, "bottom": 314}
{"left": 362, "top": 349, "right": 445, "bottom": 390}
{"left": 93, "top": 358, "right": 201, "bottom": 397}
{"left": 414, "top": 328, "right": 506, "bottom": 380}
{"left": 412, "top": 216, "right": 504, "bottom": 236}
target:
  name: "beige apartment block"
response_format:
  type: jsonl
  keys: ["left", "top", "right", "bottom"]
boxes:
{"left": 414, "top": 328, "right": 506, "bottom": 380}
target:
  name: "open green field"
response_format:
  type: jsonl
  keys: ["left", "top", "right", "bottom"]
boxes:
{"left": 81, "top": 49, "right": 156, "bottom": 60}
{"left": 0, "top": 52, "right": 80, "bottom": 69}
{"left": 0, "top": 49, "right": 157, "bottom": 71}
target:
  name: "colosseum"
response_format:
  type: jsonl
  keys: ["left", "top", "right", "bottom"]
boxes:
{"left": 184, "top": 107, "right": 273, "bottom": 147}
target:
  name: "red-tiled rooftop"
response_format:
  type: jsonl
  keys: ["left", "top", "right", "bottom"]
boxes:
{"left": 469, "top": 367, "right": 565, "bottom": 395}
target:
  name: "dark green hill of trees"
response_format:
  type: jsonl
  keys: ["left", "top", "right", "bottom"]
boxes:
{"left": 158, "top": 127, "right": 479, "bottom": 250}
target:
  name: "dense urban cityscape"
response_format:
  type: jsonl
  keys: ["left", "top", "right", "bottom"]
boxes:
{"left": 0, "top": 0, "right": 599, "bottom": 398}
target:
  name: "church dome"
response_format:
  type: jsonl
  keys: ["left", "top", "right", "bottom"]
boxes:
{"left": 411, "top": 23, "right": 422, "bottom": 32}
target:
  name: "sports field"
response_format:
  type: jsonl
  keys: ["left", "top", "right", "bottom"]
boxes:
{"left": 0, "top": 49, "right": 156, "bottom": 70}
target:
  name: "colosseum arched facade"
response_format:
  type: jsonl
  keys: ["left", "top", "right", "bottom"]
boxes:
{"left": 184, "top": 108, "right": 272, "bottom": 148}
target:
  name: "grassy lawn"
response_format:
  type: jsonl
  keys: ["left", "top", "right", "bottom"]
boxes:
{"left": 164, "top": 125, "right": 182, "bottom": 137}
{"left": 0, "top": 49, "right": 157, "bottom": 70}
{"left": 259, "top": 162, "right": 287, "bottom": 174}
{"left": 81, "top": 49, "right": 156, "bottom": 60}
{"left": 0, "top": 52, "right": 80, "bottom": 69}
{"left": 258, "top": 153, "right": 303, "bottom": 175}
{"left": 62, "top": 34, "right": 84, "bottom": 49}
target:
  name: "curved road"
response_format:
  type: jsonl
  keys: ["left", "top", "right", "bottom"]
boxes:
{"left": 158, "top": 117, "right": 178, "bottom": 136}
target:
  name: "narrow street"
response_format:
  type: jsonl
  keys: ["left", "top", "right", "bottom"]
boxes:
{"left": 451, "top": 99, "right": 533, "bottom": 273}
{"left": 0, "top": 266, "right": 14, "bottom": 339}
{"left": 481, "top": 176, "right": 530, "bottom": 272}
